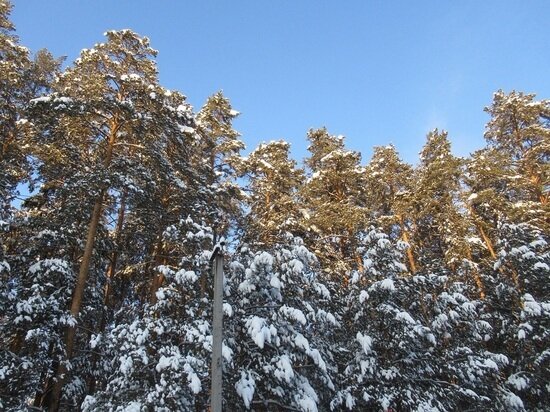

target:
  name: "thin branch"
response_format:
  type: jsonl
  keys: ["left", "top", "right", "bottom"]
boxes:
{"left": 252, "top": 399, "right": 301, "bottom": 411}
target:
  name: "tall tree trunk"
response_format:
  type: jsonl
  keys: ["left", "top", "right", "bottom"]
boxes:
{"left": 466, "top": 248, "right": 486, "bottom": 299}
{"left": 87, "top": 190, "right": 127, "bottom": 395}
{"left": 468, "top": 205, "right": 497, "bottom": 259}
{"left": 467, "top": 206, "right": 522, "bottom": 297}
{"left": 149, "top": 239, "right": 167, "bottom": 305}
{"left": 398, "top": 215, "right": 417, "bottom": 273}
{"left": 103, "top": 190, "right": 127, "bottom": 309}
{"left": 47, "top": 118, "right": 120, "bottom": 411}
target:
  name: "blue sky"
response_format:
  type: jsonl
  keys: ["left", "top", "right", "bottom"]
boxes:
{"left": 11, "top": 0, "right": 550, "bottom": 164}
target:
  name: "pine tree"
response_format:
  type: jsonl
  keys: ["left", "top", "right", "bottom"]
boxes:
{"left": 0, "top": 0, "right": 32, "bottom": 218}
{"left": 301, "top": 128, "right": 366, "bottom": 278}
{"left": 27, "top": 29, "right": 197, "bottom": 409}
{"left": 481, "top": 221, "right": 550, "bottom": 410}
{"left": 238, "top": 140, "right": 304, "bottom": 246}
{"left": 414, "top": 130, "right": 463, "bottom": 266}
{"left": 196, "top": 91, "right": 244, "bottom": 243}
{"left": 412, "top": 129, "right": 485, "bottom": 295}
{"left": 0, "top": 0, "right": 60, "bottom": 218}
{"left": 464, "top": 148, "right": 508, "bottom": 262}
{"left": 83, "top": 218, "right": 214, "bottom": 411}
{"left": 0, "top": 220, "right": 77, "bottom": 410}
{"left": 335, "top": 228, "right": 507, "bottom": 411}
{"left": 364, "top": 144, "right": 416, "bottom": 272}
{"left": 483, "top": 90, "right": 550, "bottom": 231}
{"left": 225, "top": 235, "right": 336, "bottom": 410}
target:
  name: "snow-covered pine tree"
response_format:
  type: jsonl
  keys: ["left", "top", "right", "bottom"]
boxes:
{"left": 0, "top": 220, "right": 77, "bottom": 410}
{"left": 300, "top": 128, "right": 366, "bottom": 279}
{"left": 238, "top": 140, "right": 304, "bottom": 246}
{"left": 334, "top": 227, "right": 508, "bottom": 411}
{"left": 195, "top": 91, "right": 244, "bottom": 245}
{"left": 483, "top": 90, "right": 549, "bottom": 232}
{"left": 481, "top": 221, "right": 550, "bottom": 410}
{"left": 0, "top": 0, "right": 60, "bottom": 219}
{"left": 412, "top": 129, "right": 485, "bottom": 296}
{"left": 26, "top": 29, "right": 197, "bottom": 409}
{"left": 364, "top": 145, "right": 417, "bottom": 272}
{"left": 464, "top": 148, "right": 510, "bottom": 263}
{"left": 465, "top": 90, "right": 549, "bottom": 297}
{"left": 414, "top": 130, "right": 464, "bottom": 268}
{"left": 225, "top": 235, "right": 337, "bottom": 410}
{"left": 83, "top": 218, "right": 215, "bottom": 411}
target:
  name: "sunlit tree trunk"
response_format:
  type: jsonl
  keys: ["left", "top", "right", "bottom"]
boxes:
{"left": 398, "top": 215, "right": 417, "bottom": 273}
{"left": 48, "top": 118, "right": 120, "bottom": 410}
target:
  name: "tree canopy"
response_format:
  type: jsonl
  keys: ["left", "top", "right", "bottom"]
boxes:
{"left": 0, "top": 2, "right": 548, "bottom": 411}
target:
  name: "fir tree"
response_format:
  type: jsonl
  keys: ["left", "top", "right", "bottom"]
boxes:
{"left": 225, "top": 235, "right": 336, "bottom": 410}
{"left": 335, "top": 228, "right": 507, "bottom": 411}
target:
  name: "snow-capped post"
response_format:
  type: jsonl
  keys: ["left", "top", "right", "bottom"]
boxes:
{"left": 210, "top": 241, "right": 225, "bottom": 412}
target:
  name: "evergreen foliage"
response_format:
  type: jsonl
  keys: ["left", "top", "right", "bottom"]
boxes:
{"left": 0, "top": 3, "right": 549, "bottom": 411}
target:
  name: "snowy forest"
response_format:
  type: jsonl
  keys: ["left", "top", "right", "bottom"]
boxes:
{"left": 1, "top": 2, "right": 549, "bottom": 411}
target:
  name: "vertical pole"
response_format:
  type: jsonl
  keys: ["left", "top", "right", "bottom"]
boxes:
{"left": 211, "top": 251, "right": 224, "bottom": 412}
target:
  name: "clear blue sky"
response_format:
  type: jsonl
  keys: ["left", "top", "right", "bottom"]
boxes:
{"left": 11, "top": 0, "right": 550, "bottom": 164}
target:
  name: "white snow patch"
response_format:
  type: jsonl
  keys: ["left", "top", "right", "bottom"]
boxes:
{"left": 274, "top": 354, "right": 294, "bottom": 382}
{"left": 313, "top": 282, "right": 330, "bottom": 299}
{"left": 504, "top": 392, "right": 524, "bottom": 410}
{"left": 356, "top": 332, "right": 372, "bottom": 355}
{"left": 507, "top": 374, "right": 529, "bottom": 391}
{"left": 122, "top": 401, "right": 142, "bottom": 412}
{"left": 270, "top": 275, "right": 281, "bottom": 289}
{"left": 295, "top": 333, "right": 310, "bottom": 351}
{"left": 288, "top": 259, "right": 304, "bottom": 274}
{"left": 534, "top": 262, "right": 549, "bottom": 271}
{"left": 222, "top": 344, "right": 233, "bottom": 363}
{"left": 298, "top": 396, "right": 318, "bottom": 412}
{"left": 395, "top": 311, "right": 415, "bottom": 324}
{"left": 307, "top": 348, "right": 327, "bottom": 372}
{"left": 379, "top": 278, "right": 395, "bottom": 291}
{"left": 346, "top": 392, "right": 355, "bottom": 409}
{"left": 183, "top": 363, "right": 201, "bottom": 394}
{"left": 280, "top": 305, "right": 307, "bottom": 325}
{"left": 223, "top": 303, "right": 233, "bottom": 317}
{"left": 246, "top": 316, "right": 273, "bottom": 349}
{"left": 254, "top": 251, "right": 274, "bottom": 267}
{"left": 155, "top": 289, "right": 165, "bottom": 301}
{"left": 119, "top": 355, "right": 133, "bottom": 375}
{"left": 484, "top": 359, "right": 499, "bottom": 370}
{"left": 175, "top": 269, "right": 198, "bottom": 284}
{"left": 236, "top": 372, "right": 255, "bottom": 408}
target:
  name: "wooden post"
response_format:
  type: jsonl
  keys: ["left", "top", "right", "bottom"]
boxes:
{"left": 210, "top": 244, "right": 224, "bottom": 412}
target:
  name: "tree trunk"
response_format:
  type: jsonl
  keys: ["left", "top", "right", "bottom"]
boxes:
{"left": 149, "top": 239, "right": 167, "bottom": 305}
{"left": 87, "top": 190, "right": 127, "bottom": 395}
{"left": 468, "top": 205, "right": 497, "bottom": 259}
{"left": 49, "top": 193, "right": 105, "bottom": 410}
{"left": 478, "top": 223, "right": 497, "bottom": 259}
{"left": 466, "top": 248, "right": 486, "bottom": 299}
{"left": 398, "top": 215, "right": 417, "bottom": 273}
{"left": 47, "top": 118, "right": 120, "bottom": 411}
{"left": 103, "top": 190, "right": 127, "bottom": 309}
